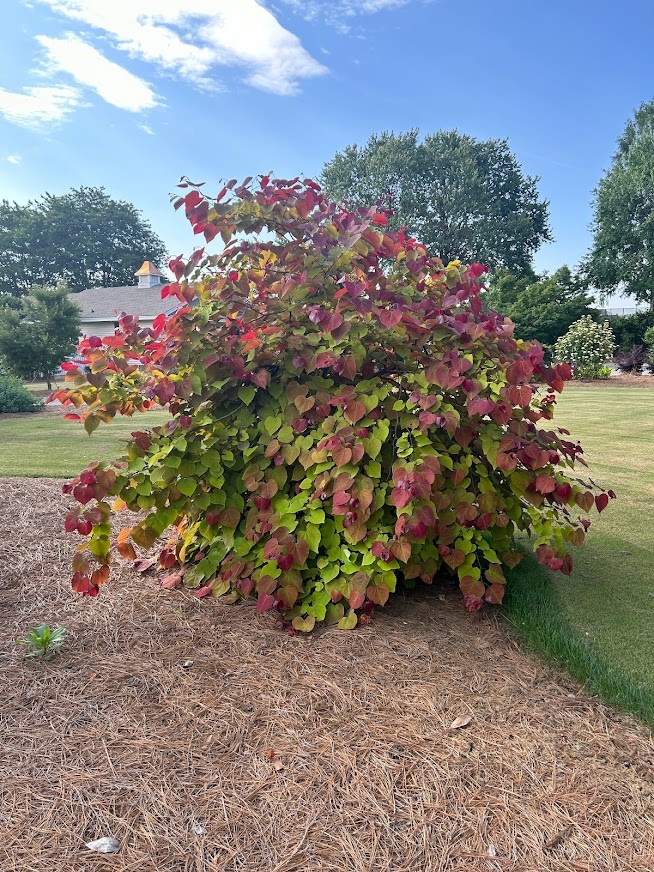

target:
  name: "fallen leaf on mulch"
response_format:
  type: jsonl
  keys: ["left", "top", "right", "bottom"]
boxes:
{"left": 85, "top": 837, "right": 119, "bottom": 853}
{"left": 450, "top": 715, "right": 472, "bottom": 730}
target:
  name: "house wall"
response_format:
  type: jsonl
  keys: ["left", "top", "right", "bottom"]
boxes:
{"left": 79, "top": 317, "right": 155, "bottom": 340}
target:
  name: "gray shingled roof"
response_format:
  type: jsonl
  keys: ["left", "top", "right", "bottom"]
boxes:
{"left": 71, "top": 284, "right": 179, "bottom": 320}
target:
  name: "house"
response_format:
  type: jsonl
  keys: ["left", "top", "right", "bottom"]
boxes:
{"left": 72, "top": 261, "right": 178, "bottom": 340}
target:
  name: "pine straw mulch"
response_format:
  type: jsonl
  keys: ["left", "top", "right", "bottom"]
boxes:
{"left": 1, "top": 479, "right": 653, "bottom": 872}
{"left": 570, "top": 374, "right": 654, "bottom": 388}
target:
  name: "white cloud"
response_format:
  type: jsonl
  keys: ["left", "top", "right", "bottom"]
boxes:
{"left": 139, "top": 123, "right": 154, "bottom": 135}
{"left": 36, "top": 33, "right": 158, "bottom": 111}
{"left": 35, "top": 1, "right": 328, "bottom": 96}
{"left": 0, "top": 84, "right": 82, "bottom": 129}
{"left": 6, "top": 154, "right": 23, "bottom": 164}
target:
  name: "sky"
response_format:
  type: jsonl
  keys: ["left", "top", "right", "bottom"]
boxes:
{"left": 0, "top": 0, "right": 652, "bottom": 306}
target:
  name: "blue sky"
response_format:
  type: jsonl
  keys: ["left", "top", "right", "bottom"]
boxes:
{"left": 0, "top": 0, "right": 652, "bottom": 304}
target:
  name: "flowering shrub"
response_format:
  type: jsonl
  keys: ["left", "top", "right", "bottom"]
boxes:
{"left": 554, "top": 316, "right": 615, "bottom": 379}
{"left": 52, "top": 176, "right": 614, "bottom": 630}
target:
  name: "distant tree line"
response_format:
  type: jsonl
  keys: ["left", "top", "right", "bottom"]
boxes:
{"left": 0, "top": 186, "right": 167, "bottom": 298}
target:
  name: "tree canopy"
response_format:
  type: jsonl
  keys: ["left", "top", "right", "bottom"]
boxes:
{"left": 485, "top": 266, "right": 597, "bottom": 348}
{"left": 0, "top": 283, "right": 81, "bottom": 389}
{"left": 0, "top": 187, "right": 168, "bottom": 297}
{"left": 321, "top": 130, "right": 551, "bottom": 275}
{"left": 585, "top": 100, "right": 654, "bottom": 310}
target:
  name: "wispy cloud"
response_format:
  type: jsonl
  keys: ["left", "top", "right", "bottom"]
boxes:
{"left": 0, "top": 84, "right": 82, "bottom": 129}
{"left": 281, "top": 0, "right": 413, "bottom": 22}
{"left": 6, "top": 154, "right": 23, "bottom": 164}
{"left": 139, "top": 123, "right": 155, "bottom": 135}
{"left": 35, "top": 1, "right": 328, "bottom": 96}
{"left": 36, "top": 33, "right": 158, "bottom": 111}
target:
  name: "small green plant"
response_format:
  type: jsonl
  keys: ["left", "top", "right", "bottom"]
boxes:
{"left": 575, "top": 364, "right": 612, "bottom": 380}
{"left": 17, "top": 623, "right": 66, "bottom": 660}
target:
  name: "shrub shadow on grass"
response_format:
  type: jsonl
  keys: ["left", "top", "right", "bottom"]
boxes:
{"left": 503, "top": 554, "right": 654, "bottom": 727}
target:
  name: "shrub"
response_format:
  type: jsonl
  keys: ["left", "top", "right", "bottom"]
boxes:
{"left": 554, "top": 316, "right": 615, "bottom": 376}
{"left": 643, "top": 326, "right": 654, "bottom": 362}
{"left": 614, "top": 345, "right": 648, "bottom": 374}
{"left": 576, "top": 365, "right": 612, "bottom": 380}
{"left": 53, "top": 176, "right": 614, "bottom": 630}
{"left": 609, "top": 311, "right": 654, "bottom": 352}
{"left": 0, "top": 375, "right": 41, "bottom": 413}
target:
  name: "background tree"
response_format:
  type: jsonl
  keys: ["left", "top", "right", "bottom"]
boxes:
{"left": 0, "top": 283, "right": 81, "bottom": 389}
{"left": 321, "top": 129, "right": 551, "bottom": 274}
{"left": 485, "top": 266, "right": 597, "bottom": 347}
{"left": 0, "top": 187, "right": 168, "bottom": 297}
{"left": 585, "top": 100, "right": 654, "bottom": 310}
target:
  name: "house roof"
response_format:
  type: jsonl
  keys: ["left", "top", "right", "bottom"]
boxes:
{"left": 134, "top": 260, "right": 164, "bottom": 277}
{"left": 71, "top": 284, "right": 178, "bottom": 321}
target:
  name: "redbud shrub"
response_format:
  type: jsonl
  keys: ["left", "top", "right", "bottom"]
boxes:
{"left": 53, "top": 176, "right": 614, "bottom": 632}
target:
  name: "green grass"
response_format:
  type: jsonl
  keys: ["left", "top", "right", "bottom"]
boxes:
{"left": 23, "top": 380, "right": 56, "bottom": 394}
{"left": 504, "top": 384, "right": 654, "bottom": 722}
{"left": 0, "top": 410, "right": 171, "bottom": 477}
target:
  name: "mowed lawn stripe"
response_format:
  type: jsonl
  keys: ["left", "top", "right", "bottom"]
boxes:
{"left": 0, "top": 410, "right": 171, "bottom": 478}
{"left": 551, "top": 386, "right": 654, "bottom": 686}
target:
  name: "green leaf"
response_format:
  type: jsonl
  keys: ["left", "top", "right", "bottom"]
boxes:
{"left": 264, "top": 416, "right": 282, "bottom": 435}
{"left": 338, "top": 610, "right": 358, "bottom": 630}
{"left": 84, "top": 414, "right": 100, "bottom": 435}
{"left": 302, "top": 524, "right": 321, "bottom": 553}
{"left": 292, "top": 615, "right": 316, "bottom": 632}
{"left": 365, "top": 460, "right": 382, "bottom": 478}
{"left": 238, "top": 386, "right": 256, "bottom": 405}
{"left": 321, "top": 564, "right": 340, "bottom": 583}
{"left": 176, "top": 478, "right": 197, "bottom": 496}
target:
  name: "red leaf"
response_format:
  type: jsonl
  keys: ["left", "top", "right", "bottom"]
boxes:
{"left": 344, "top": 401, "right": 366, "bottom": 424}
{"left": 256, "top": 593, "right": 276, "bottom": 613}
{"left": 152, "top": 313, "right": 167, "bottom": 334}
{"left": 535, "top": 473, "right": 557, "bottom": 494}
{"left": 378, "top": 308, "right": 403, "bottom": 329}
{"left": 595, "top": 493, "right": 609, "bottom": 513}
{"left": 194, "top": 585, "right": 213, "bottom": 598}
{"left": 250, "top": 369, "right": 269, "bottom": 389}
{"left": 390, "top": 539, "right": 412, "bottom": 563}
{"left": 332, "top": 444, "right": 353, "bottom": 468}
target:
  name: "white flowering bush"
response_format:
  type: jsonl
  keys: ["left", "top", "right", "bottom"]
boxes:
{"left": 554, "top": 316, "right": 615, "bottom": 380}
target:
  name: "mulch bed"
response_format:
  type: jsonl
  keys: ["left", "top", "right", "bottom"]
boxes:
{"left": 1, "top": 478, "right": 653, "bottom": 871}
{"left": 569, "top": 374, "right": 654, "bottom": 388}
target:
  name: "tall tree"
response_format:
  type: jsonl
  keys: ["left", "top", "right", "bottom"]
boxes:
{"left": 321, "top": 130, "right": 551, "bottom": 274}
{"left": 585, "top": 100, "right": 654, "bottom": 310}
{"left": 0, "top": 283, "right": 81, "bottom": 389}
{"left": 0, "top": 186, "right": 168, "bottom": 297}
{"left": 485, "top": 266, "right": 596, "bottom": 348}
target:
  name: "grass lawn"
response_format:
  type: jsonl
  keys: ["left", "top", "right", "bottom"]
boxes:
{"left": 0, "top": 410, "right": 171, "bottom": 477}
{"left": 505, "top": 385, "right": 654, "bottom": 722}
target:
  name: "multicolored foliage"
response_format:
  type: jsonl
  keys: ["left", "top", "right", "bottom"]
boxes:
{"left": 53, "top": 175, "right": 614, "bottom": 630}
